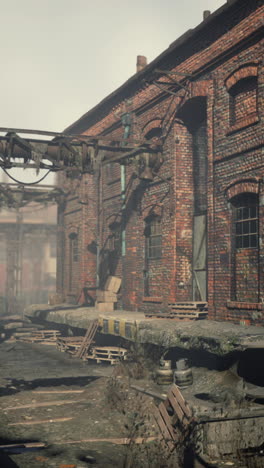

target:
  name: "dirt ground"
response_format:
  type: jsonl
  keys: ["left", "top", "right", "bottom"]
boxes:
{"left": 0, "top": 340, "right": 158, "bottom": 468}
{"left": 0, "top": 337, "right": 263, "bottom": 468}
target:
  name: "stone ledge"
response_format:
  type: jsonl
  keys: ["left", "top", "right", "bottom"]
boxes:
{"left": 227, "top": 301, "right": 263, "bottom": 310}
{"left": 24, "top": 303, "right": 264, "bottom": 356}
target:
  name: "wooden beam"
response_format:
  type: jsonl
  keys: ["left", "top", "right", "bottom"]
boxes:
{"left": 54, "top": 437, "right": 157, "bottom": 445}
{"left": 6, "top": 400, "right": 83, "bottom": 411}
{"left": 32, "top": 390, "right": 84, "bottom": 394}
{"left": 8, "top": 417, "right": 73, "bottom": 426}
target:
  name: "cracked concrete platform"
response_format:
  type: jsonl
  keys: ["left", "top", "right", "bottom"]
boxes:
{"left": 24, "top": 304, "right": 264, "bottom": 355}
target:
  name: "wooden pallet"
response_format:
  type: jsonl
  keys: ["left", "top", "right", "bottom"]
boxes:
{"left": 153, "top": 383, "right": 193, "bottom": 450}
{"left": 145, "top": 310, "right": 208, "bottom": 320}
{"left": 56, "top": 336, "right": 84, "bottom": 353}
{"left": 86, "top": 356, "right": 118, "bottom": 365}
{"left": 18, "top": 329, "right": 61, "bottom": 343}
{"left": 91, "top": 346, "right": 127, "bottom": 357}
{"left": 86, "top": 346, "right": 128, "bottom": 364}
{"left": 168, "top": 302, "right": 208, "bottom": 310}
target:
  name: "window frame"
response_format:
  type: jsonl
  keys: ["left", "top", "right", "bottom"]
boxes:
{"left": 233, "top": 194, "right": 258, "bottom": 250}
{"left": 145, "top": 216, "right": 162, "bottom": 260}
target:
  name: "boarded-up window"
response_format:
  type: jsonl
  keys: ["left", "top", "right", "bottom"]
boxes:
{"left": 229, "top": 76, "right": 257, "bottom": 126}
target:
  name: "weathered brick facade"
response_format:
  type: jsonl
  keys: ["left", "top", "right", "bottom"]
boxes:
{"left": 57, "top": 0, "right": 264, "bottom": 325}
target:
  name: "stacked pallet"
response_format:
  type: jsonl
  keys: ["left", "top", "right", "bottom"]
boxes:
{"left": 56, "top": 336, "right": 84, "bottom": 354}
{"left": 145, "top": 302, "right": 208, "bottom": 320}
{"left": 86, "top": 346, "right": 128, "bottom": 365}
{"left": 95, "top": 276, "right": 121, "bottom": 312}
{"left": 17, "top": 329, "right": 61, "bottom": 345}
{"left": 56, "top": 320, "right": 98, "bottom": 359}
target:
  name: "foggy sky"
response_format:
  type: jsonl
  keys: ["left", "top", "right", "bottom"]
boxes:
{"left": 1, "top": 0, "right": 225, "bottom": 132}
{"left": 0, "top": 0, "right": 224, "bottom": 184}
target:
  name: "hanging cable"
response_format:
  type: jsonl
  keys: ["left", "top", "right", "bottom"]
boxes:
{"left": 1, "top": 167, "right": 51, "bottom": 185}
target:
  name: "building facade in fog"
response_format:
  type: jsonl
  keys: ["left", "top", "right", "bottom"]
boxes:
{"left": 57, "top": 0, "right": 264, "bottom": 325}
{"left": 0, "top": 201, "right": 57, "bottom": 314}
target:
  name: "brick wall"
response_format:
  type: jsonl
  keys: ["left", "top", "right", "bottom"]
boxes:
{"left": 58, "top": 1, "right": 264, "bottom": 324}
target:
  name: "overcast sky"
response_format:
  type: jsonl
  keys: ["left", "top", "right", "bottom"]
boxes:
{"left": 0, "top": 0, "right": 225, "bottom": 184}
{"left": 1, "top": 0, "right": 225, "bottom": 132}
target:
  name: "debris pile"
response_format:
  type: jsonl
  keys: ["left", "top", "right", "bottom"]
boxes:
{"left": 1, "top": 315, "right": 49, "bottom": 342}
{"left": 57, "top": 319, "right": 127, "bottom": 364}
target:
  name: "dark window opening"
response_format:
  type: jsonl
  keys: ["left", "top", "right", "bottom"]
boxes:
{"left": 71, "top": 236, "right": 78, "bottom": 262}
{"left": 69, "top": 232, "right": 78, "bottom": 291}
{"left": 109, "top": 224, "right": 121, "bottom": 253}
{"left": 114, "top": 320, "right": 120, "bottom": 334}
{"left": 233, "top": 194, "right": 258, "bottom": 249}
{"left": 145, "top": 216, "right": 162, "bottom": 259}
{"left": 192, "top": 122, "right": 208, "bottom": 215}
{"left": 229, "top": 76, "right": 257, "bottom": 126}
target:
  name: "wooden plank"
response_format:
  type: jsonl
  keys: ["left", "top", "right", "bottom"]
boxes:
{"left": 93, "top": 346, "right": 127, "bottom": 353}
{"left": 57, "top": 337, "right": 83, "bottom": 343}
{"left": 166, "top": 391, "right": 186, "bottom": 425}
{"left": 130, "top": 384, "right": 166, "bottom": 401}
{"left": 54, "top": 437, "right": 157, "bottom": 445}
{"left": 75, "top": 320, "right": 98, "bottom": 359}
{"left": 32, "top": 390, "right": 84, "bottom": 394}
{"left": 168, "top": 302, "right": 207, "bottom": 309}
{"left": 0, "top": 442, "right": 46, "bottom": 450}
{"left": 158, "top": 403, "right": 177, "bottom": 441}
{"left": 170, "top": 384, "right": 192, "bottom": 419}
{"left": 152, "top": 406, "right": 173, "bottom": 443}
{"left": 5, "top": 400, "right": 83, "bottom": 410}
{"left": 8, "top": 417, "right": 73, "bottom": 426}
{"left": 86, "top": 356, "right": 117, "bottom": 364}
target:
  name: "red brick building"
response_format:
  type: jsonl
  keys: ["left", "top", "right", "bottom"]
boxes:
{"left": 57, "top": 0, "right": 264, "bottom": 325}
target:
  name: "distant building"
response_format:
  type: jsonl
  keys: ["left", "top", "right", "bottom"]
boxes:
{"left": 0, "top": 185, "right": 57, "bottom": 314}
{"left": 57, "top": 0, "right": 263, "bottom": 325}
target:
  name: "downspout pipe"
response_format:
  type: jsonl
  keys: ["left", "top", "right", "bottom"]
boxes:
{"left": 121, "top": 165, "right": 126, "bottom": 256}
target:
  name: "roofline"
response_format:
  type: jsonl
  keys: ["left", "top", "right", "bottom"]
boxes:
{"left": 63, "top": 0, "right": 257, "bottom": 135}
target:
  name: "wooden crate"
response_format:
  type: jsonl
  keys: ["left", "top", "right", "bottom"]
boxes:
{"left": 104, "top": 276, "right": 121, "bottom": 293}
{"left": 96, "top": 290, "right": 117, "bottom": 302}
{"left": 95, "top": 302, "right": 114, "bottom": 312}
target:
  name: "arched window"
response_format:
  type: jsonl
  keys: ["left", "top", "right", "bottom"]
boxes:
{"left": 229, "top": 76, "right": 257, "bottom": 127}
{"left": 225, "top": 64, "right": 258, "bottom": 131}
{"left": 232, "top": 193, "right": 258, "bottom": 249}
{"left": 69, "top": 232, "right": 78, "bottom": 262}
